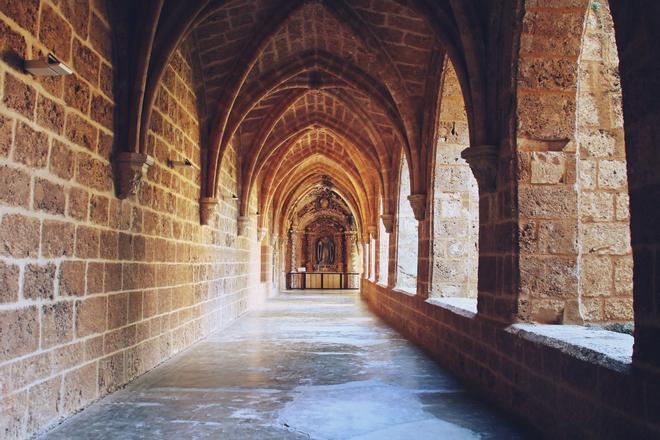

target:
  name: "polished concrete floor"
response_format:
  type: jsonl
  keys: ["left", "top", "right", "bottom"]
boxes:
{"left": 43, "top": 291, "right": 529, "bottom": 439}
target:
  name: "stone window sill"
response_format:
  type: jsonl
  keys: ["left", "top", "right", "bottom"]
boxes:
{"left": 426, "top": 297, "right": 477, "bottom": 316}
{"left": 510, "top": 323, "right": 633, "bottom": 370}
{"left": 393, "top": 286, "right": 416, "bottom": 296}
{"left": 426, "top": 297, "right": 633, "bottom": 370}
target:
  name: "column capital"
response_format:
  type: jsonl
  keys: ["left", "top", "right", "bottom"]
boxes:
{"left": 407, "top": 193, "right": 427, "bottom": 221}
{"left": 381, "top": 214, "right": 393, "bottom": 233}
{"left": 237, "top": 215, "right": 250, "bottom": 236}
{"left": 114, "top": 152, "right": 154, "bottom": 199}
{"left": 199, "top": 197, "right": 219, "bottom": 225}
{"left": 461, "top": 144, "right": 498, "bottom": 192}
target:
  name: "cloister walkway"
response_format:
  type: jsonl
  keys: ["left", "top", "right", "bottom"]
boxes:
{"left": 42, "top": 291, "right": 529, "bottom": 439}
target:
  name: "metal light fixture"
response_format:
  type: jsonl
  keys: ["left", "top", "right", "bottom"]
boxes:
{"left": 24, "top": 53, "right": 72, "bottom": 76}
{"left": 166, "top": 158, "right": 192, "bottom": 168}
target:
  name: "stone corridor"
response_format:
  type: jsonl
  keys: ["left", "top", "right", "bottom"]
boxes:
{"left": 42, "top": 291, "right": 527, "bottom": 439}
{"left": 2, "top": 0, "right": 660, "bottom": 437}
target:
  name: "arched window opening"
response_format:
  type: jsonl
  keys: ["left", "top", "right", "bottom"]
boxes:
{"left": 378, "top": 198, "right": 390, "bottom": 286}
{"left": 430, "top": 61, "right": 479, "bottom": 300}
{"left": 515, "top": 0, "right": 633, "bottom": 325}
{"left": 369, "top": 232, "right": 376, "bottom": 281}
{"left": 396, "top": 155, "right": 418, "bottom": 292}
{"left": 576, "top": 1, "right": 633, "bottom": 325}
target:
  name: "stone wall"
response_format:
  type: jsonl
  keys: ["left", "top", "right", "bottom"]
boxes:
{"left": 0, "top": 2, "right": 263, "bottom": 438}
{"left": 362, "top": 280, "right": 660, "bottom": 439}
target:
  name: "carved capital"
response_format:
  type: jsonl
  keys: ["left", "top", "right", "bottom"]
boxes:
{"left": 199, "top": 197, "right": 219, "bottom": 225}
{"left": 114, "top": 153, "right": 154, "bottom": 199}
{"left": 367, "top": 225, "right": 377, "bottom": 239}
{"left": 237, "top": 215, "right": 250, "bottom": 236}
{"left": 461, "top": 145, "right": 498, "bottom": 192}
{"left": 381, "top": 214, "right": 393, "bottom": 233}
{"left": 407, "top": 193, "right": 427, "bottom": 221}
{"left": 258, "top": 227, "right": 268, "bottom": 241}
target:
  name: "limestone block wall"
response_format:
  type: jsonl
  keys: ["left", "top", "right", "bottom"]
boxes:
{"left": 0, "top": 2, "right": 263, "bottom": 438}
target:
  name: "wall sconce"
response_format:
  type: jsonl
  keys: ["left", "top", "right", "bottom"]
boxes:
{"left": 166, "top": 158, "right": 192, "bottom": 168}
{"left": 24, "top": 53, "right": 72, "bottom": 76}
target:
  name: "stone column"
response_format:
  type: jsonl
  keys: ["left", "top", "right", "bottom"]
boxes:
{"left": 289, "top": 229, "right": 298, "bottom": 272}
{"left": 302, "top": 231, "right": 308, "bottom": 270}
{"left": 341, "top": 232, "right": 347, "bottom": 273}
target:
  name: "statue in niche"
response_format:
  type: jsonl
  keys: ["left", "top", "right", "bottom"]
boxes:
{"left": 316, "top": 237, "right": 335, "bottom": 265}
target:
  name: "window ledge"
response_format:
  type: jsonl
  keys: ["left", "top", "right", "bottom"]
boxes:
{"left": 426, "top": 297, "right": 477, "bottom": 317}
{"left": 424, "top": 297, "right": 633, "bottom": 370}
{"left": 509, "top": 323, "right": 633, "bottom": 370}
{"left": 392, "top": 286, "right": 416, "bottom": 297}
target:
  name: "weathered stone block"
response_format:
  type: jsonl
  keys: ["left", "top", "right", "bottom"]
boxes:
{"left": 0, "top": 391, "right": 27, "bottom": 440}
{"left": 72, "top": 38, "right": 99, "bottom": 86}
{"left": 62, "top": 362, "right": 97, "bottom": 414}
{"left": 27, "top": 375, "right": 62, "bottom": 434}
{"left": 518, "top": 57, "right": 577, "bottom": 91}
{"left": 530, "top": 152, "right": 566, "bottom": 184}
{"left": 0, "top": 306, "right": 39, "bottom": 361}
{"left": 598, "top": 160, "right": 627, "bottom": 189}
{"left": 75, "top": 225, "right": 100, "bottom": 258}
{"left": 75, "top": 296, "right": 107, "bottom": 337}
{"left": 580, "top": 223, "right": 630, "bottom": 255}
{"left": 87, "top": 262, "right": 104, "bottom": 294}
{"left": 538, "top": 221, "right": 577, "bottom": 254}
{"left": 66, "top": 112, "right": 97, "bottom": 150}
{"left": 39, "top": 3, "right": 72, "bottom": 62}
{"left": 67, "top": 187, "right": 89, "bottom": 220}
{"left": 98, "top": 352, "right": 124, "bottom": 395}
{"left": 49, "top": 140, "right": 75, "bottom": 180}
{"left": 604, "top": 298, "right": 633, "bottom": 321}
{"left": 42, "top": 220, "right": 75, "bottom": 258}
{"left": 34, "top": 177, "right": 66, "bottom": 215}
{"left": 63, "top": 74, "right": 90, "bottom": 114}
{"left": 104, "top": 263, "right": 122, "bottom": 292}
{"left": 51, "top": 341, "right": 84, "bottom": 374}
{"left": 0, "top": 260, "right": 19, "bottom": 303}
{"left": 519, "top": 186, "right": 577, "bottom": 218}
{"left": 580, "top": 191, "right": 614, "bottom": 222}
{"left": 0, "top": 164, "right": 30, "bottom": 208}
{"left": 14, "top": 122, "right": 48, "bottom": 168}
{"left": 59, "top": 260, "right": 85, "bottom": 296}
{"left": 3, "top": 72, "right": 35, "bottom": 119}
{"left": 107, "top": 292, "right": 128, "bottom": 330}
{"left": 41, "top": 301, "right": 74, "bottom": 348}
{"left": 24, "top": 263, "right": 56, "bottom": 300}
{"left": 580, "top": 255, "right": 613, "bottom": 297}
{"left": 76, "top": 152, "right": 112, "bottom": 191}
{"left": 0, "top": 113, "right": 13, "bottom": 157}
{"left": 518, "top": 93, "right": 576, "bottom": 139}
